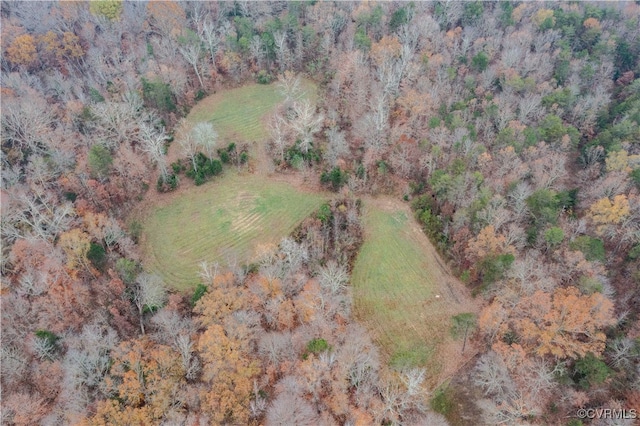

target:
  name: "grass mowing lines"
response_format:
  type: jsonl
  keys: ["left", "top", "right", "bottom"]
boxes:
{"left": 351, "top": 199, "right": 472, "bottom": 383}
{"left": 141, "top": 172, "right": 326, "bottom": 290}
{"left": 186, "top": 81, "right": 317, "bottom": 143}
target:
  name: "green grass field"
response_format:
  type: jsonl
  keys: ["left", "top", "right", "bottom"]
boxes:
{"left": 140, "top": 81, "right": 473, "bottom": 382}
{"left": 186, "top": 81, "right": 316, "bottom": 142}
{"left": 352, "top": 200, "right": 473, "bottom": 380}
{"left": 141, "top": 173, "right": 326, "bottom": 290}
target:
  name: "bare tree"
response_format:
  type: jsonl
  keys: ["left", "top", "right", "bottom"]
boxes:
{"left": 249, "top": 34, "right": 265, "bottom": 69}
{"left": 473, "top": 351, "right": 515, "bottom": 398}
{"left": 400, "top": 368, "right": 426, "bottom": 397}
{"left": 522, "top": 358, "right": 557, "bottom": 401}
{"left": 324, "top": 126, "right": 349, "bottom": 167}
{"left": 258, "top": 331, "right": 295, "bottom": 366}
{"left": 288, "top": 100, "right": 323, "bottom": 154}
{"left": 178, "top": 40, "right": 205, "bottom": 88}
{"left": 139, "top": 122, "right": 169, "bottom": 180}
{"left": 608, "top": 338, "right": 636, "bottom": 370}
{"left": 199, "top": 260, "right": 220, "bottom": 285}
{"left": 279, "top": 237, "right": 308, "bottom": 272}
{"left": 200, "top": 19, "right": 222, "bottom": 65}
{"left": 359, "top": 93, "right": 390, "bottom": 154}
{"left": 274, "top": 31, "right": 290, "bottom": 72}
{"left": 317, "top": 260, "right": 348, "bottom": 295}
{"left": 0, "top": 345, "right": 28, "bottom": 389}
{"left": 31, "top": 334, "right": 57, "bottom": 361}
{"left": 191, "top": 121, "right": 218, "bottom": 159}
{"left": 277, "top": 71, "right": 304, "bottom": 105}
{"left": 61, "top": 322, "right": 119, "bottom": 416}
{"left": 337, "top": 324, "right": 381, "bottom": 391}
{"left": 177, "top": 122, "right": 200, "bottom": 172}
{"left": 90, "top": 99, "right": 141, "bottom": 149}
{"left": 266, "top": 384, "right": 318, "bottom": 425}
{"left": 250, "top": 380, "right": 268, "bottom": 419}
{"left": 6, "top": 191, "right": 74, "bottom": 242}
{"left": 133, "top": 272, "right": 167, "bottom": 335}
{"left": 517, "top": 93, "right": 544, "bottom": 124}
{"left": 1, "top": 96, "right": 54, "bottom": 157}
{"left": 176, "top": 334, "right": 201, "bottom": 380}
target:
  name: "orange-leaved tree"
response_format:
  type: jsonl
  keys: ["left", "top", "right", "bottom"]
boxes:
{"left": 481, "top": 286, "right": 615, "bottom": 360}
{"left": 194, "top": 272, "right": 260, "bottom": 424}
{"left": 90, "top": 338, "right": 185, "bottom": 425}
{"left": 6, "top": 34, "right": 38, "bottom": 69}
{"left": 588, "top": 194, "right": 630, "bottom": 237}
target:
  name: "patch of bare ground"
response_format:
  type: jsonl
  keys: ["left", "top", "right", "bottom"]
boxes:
{"left": 443, "top": 353, "right": 487, "bottom": 426}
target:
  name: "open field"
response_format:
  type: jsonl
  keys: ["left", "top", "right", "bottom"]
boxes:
{"left": 141, "top": 80, "right": 475, "bottom": 381}
{"left": 185, "top": 80, "right": 317, "bottom": 143}
{"left": 140, "top": 79, "right": 323, "bottom": 290}
{"left": 141, "top": 172, "right": 326, "bottom": 290}
{"left": 351, "top": 198, "right": 476, "bottom": 384}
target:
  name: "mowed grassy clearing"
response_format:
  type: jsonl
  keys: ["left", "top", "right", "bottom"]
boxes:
{"left": 141, "top": 80, "right": 323, "bottom": 290}
{"left": 352, "top": 199, "right": 475, "bottom": 383}
{"left": 142, "top": 173, "right": 326, "bottom": 290}
{"left": 186, "top": 80, "right": 317, "bottom": 142}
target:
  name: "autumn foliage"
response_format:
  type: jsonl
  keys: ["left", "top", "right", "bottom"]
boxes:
{"left": 2, "top": 1, "right": 639, "bottom": 424}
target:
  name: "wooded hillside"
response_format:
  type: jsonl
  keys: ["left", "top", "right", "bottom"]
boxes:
{"left": 2, "top": 2, "right": 639, "bottom": 425}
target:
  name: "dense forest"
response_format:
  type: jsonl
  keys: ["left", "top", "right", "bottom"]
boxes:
{"left": 1, "top": 1, "right": 639, "bottom": 425}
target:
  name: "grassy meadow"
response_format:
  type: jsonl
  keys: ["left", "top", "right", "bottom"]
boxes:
{"left": 351, "top": 200, "right": 474, "bottom": 383}
{"left": 141, "top": 173, "right": 326, "bottom": 290}
{"left": 140, "top": 81, "right": 473, "bottom": 381}
{"left": 185, "top": 80, "right": 317, "bottom": 142}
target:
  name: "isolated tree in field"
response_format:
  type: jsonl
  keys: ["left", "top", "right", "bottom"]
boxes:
{"left": 191, "top": 121, "right": 218, "bottom": 159}
{"left": 451, "top": 312, "right": 477, "bottom": 353}
{"left": 133, "top": 273, "right": 167, "bottom": 334}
